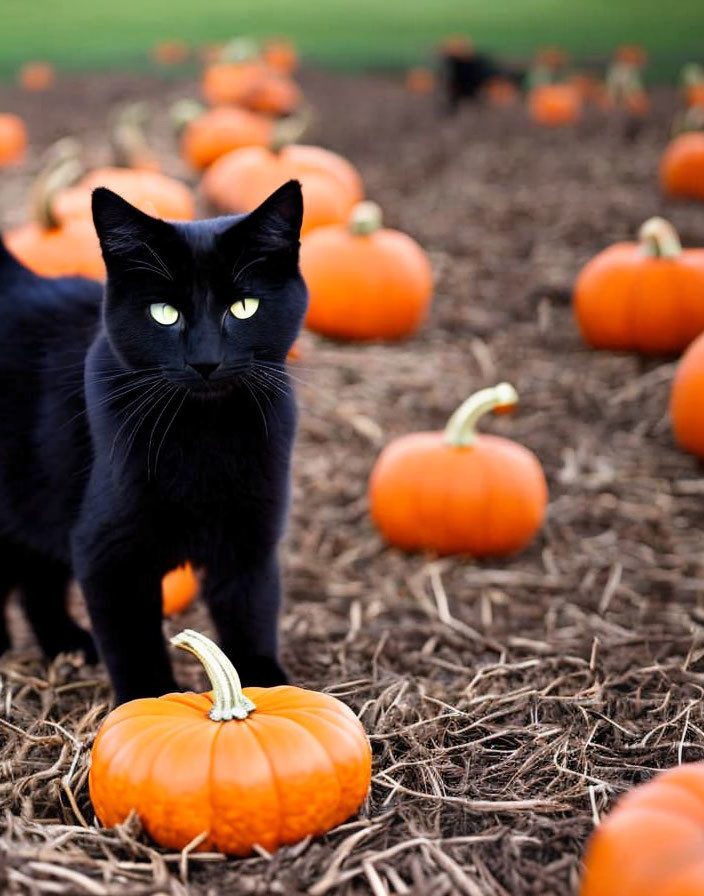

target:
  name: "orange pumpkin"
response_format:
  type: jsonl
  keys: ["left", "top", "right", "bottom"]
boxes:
{"left": 0, "top": 114, "right": 27, "bottom": 166}
{"left": 202, "top": 61, "right": 302, "bottom": 116}
{"left": 670, "top": 332, "right": 704, "bottom": 458}
{"left": 18, "top": 61, "right": 55, "bottom": 92}
{"left": 5, "top": 216, "right": 103, "bottom": 279}
{"left": 151, "top": 40, "right": 190, "bottom": 65}
{"left": 301, "top": 201, "right": 432, "bottom": 341}
{"left": 405, "top": 67, "right": 435, "bottom": 94}
{"left": 483, "top": 76, "right": 519, "bottom": 106}
{"left": 528, "top": 84, "right": 581, "bottom": 126}
{"left": 89, "top": 629, "right": 372, "bottom": 855}
{"left": 574, "top": 217, "right": 704, "bottom": 354}
{"left": 581, "top": 762, "right": 704, "bottom": 896}
{"left": 661, "top": 133, "right": 704, "bottom": 202}
{"left": 263, "top": 38, "right": 299, "bottom": 74}
{"left": 369, "top": 383, "right": 547, "bottom": 556}
{"left": 181, "top": 105, "right": 274, "bottom": 169}
{"left": 681, "top": 64, "right": 704, "bottom": 107}
{"left": 202, "top": 142, "right": 362, "bottom": 236}
{"left": 161, "top": 564, "right": 199, "bottom": 616}
{"left": 687, "top": 84, "right": 704, "bottom": 107}
{"left": 53, "top": 168, "right": 195, "bottom": 223}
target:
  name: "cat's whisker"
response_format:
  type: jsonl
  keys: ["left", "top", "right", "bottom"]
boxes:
{"left": 109, "top": 380, "right": 168, "bottom": 462}
{"left": 147, "top": 385, "right": 181, "bottom": 480}
{"left": 240, "top": 375, "right": 269, "bottom": 440}
{"left": 153, "top": 388, "right": 187, "bottom": 475}
{"left": 123, "top": 382, "right": 175, "bottom": 469}
{"left": 232, "top": 255, "right": 266, "bottom": 287}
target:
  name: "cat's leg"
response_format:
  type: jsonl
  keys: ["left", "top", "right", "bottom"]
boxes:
{"left": 0, "top": 540, "right": 20, "bottom": 654}
{"left": 203, "top": 549, "right": 288, "bottom": 686}
{"left": 71, "top": 500, "right": 176, "bottom": 702}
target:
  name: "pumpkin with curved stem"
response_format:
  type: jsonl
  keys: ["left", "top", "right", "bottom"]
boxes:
{"left": 670, "top": 332, "right": 704, "bottom": 458}
{"left": 5, "top": 154, "right": 104, "bottom": 279}
{"left": 369, "top": 383, "right": 547, "bottom": 556}
{"left": 574, "top": 217, "right": 704, "bottom": 354}
{"left": 202, "top": 135, "right": 362, "bottom": 236}
{"left": 528, "top": 84, "right": 581, "bottom": 126}
{"left": 0, "top": 114, "right": 27, "bottom": 166}
{"left": 181, "top": 105, "right": 274, "bottom": 169}
{"left": 89, "top": 629, "right": 372, "bottom": 855}
{"left": 162, "top": 564, "right": 199, "bottom": 616}
{"left": 661, "top": 133, "right": 704, "bottom": 202}
{"left": 580, "top": 762, "right": 704, "bottom": 896}
{"left": 301, "top": 201, "right": 433, "bottom": 341}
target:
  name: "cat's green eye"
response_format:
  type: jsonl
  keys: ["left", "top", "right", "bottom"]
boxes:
{"left": 149, "top": 303, "right": 180, "bottom": 326}
{"left": 230, "top": 297, "right": 260, "bottom": 320}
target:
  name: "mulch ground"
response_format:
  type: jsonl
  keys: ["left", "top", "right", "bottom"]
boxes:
{"left": 1, "top": 68, "right": 704, "bottom": 896}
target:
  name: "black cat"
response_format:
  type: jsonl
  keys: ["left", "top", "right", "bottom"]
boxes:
{"left": 0, "top": 180, "right": 306, "bottom": 702}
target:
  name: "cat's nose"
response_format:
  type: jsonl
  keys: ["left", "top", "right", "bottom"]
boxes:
{"left": 188, "top": 362, "right": 220, "bottom": 380}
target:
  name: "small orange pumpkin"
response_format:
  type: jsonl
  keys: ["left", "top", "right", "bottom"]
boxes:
{"left": 670, "top": 331, "right": 704, "bottom": 458}
{"left": 89, "top": 629, "right": 372, "bottom": 855}
{"left": 483, "top": 76, "right": 519, "bottom": 107}
{"left": 202, "top": 61, "right": 302, "bottom": 117}
{"left": 151, "top": 40, "right": 190, "bottom": 66}
{"left": 580, "top": 762, "right": 704, "bottom": 896}
{"left": 369, "top": 383, "right": 547, "bottom": 556}
{"left": 661, "top": 132, "right": 704, "bottom": 202}
{"left": 181, "top": 105, "right": 274, "bottom": 169}
{"left": 301, "top": 201, "right": 432, "bottom": 341}
{"left": 18, "top": 61, "right": 55, "bottom": 92}
{"left": 202, "top": 141, "right": 362, "bottom": 236}
{"left": 263, "top": 38, "right": 299, "bottom": 75}
{"left": 0, "top": 114, "right": 27, "bottom": 166}
{"left": 574, "top": 217, "right": 704, "bottom": 354}
{"left": 528, "top": 84, "right": 581, "bottom": 126}
{"left": 162, "top": 564, "right": 199, "bottom": 616}
{"left": 405, "top": 67, "right": 435, "bottom": 94}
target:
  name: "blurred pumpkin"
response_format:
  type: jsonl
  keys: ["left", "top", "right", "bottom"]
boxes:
{"left": 202, "top": 138, "right": 362, "bottom": 235}
{"left": 614, "top": 44, "right": 647, "bottom": 69}
{"left": 0, "top": 114, "right": 27, "bottom": 166}
{"left": 574, "top": 217, "right": 704, "bottom": 354}
{"left": 528, "top": 84, "right": 581, "bottom": 126}
{"left": 180, "top": 105, "right": 274, "bottom": 169}
{"left": 369, "top": 383, "right": 547, "bottom": 556}
{"left": 151, "top": 40, "right": 190, "bottom": 65}
{"left": 89, "top": 629, "right": 372, "bottom": 855}
{"left": 162, "top": 563, "right": 199, "bottom": 616}
{"left": 581, "top": 762, "right": 704, "bottom": 896}
{"left": 483, "top": 76, "right": 519, "bottom": 106}
{"left": 5, "top": 153, "right": 103, "bottom": 279}
{"left": 53, "top": 168, "right": 195, "bottom": 223}
{"left": 405, "top": 67, "right": 435, "bottom": 94}
{"left": 18, "top": 61, "right": 55, "bottom": 92}
{"left": 301, "top": 201, "right": 432, "bottom": 341}
{"left": 661, "top": 132, "right": 704, "bottom": 201}
{"left": 682, "top": 64, "right": 704, "bottom": 107}
{"left": 263, "top": 38, "right": 299, "bottom": 74}
{"left": 671, "top": 332, "right": 704, "bottom": 458}
{"left": 202, "top": 61, "right": 302, "bottom": 116}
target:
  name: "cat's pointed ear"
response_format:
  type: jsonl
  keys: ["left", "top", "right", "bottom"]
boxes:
{"left": 91, "top": 187, "right": 172, "bottom": 261}
{"left": 231, "top": 179, "right": 303, "bottom": 256}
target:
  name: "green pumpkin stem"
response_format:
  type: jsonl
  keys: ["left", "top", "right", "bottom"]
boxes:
{"left": 444, "top": 382, "right": 519, "bottom": 447}
{"left": 349, "top": 201, "right": 382, "bottom": 236}
{"left": 171, "top": 629, "right": 257, "bottom": 721}
{"left": 638, "top": 217, "right": 682, "bottom": 259}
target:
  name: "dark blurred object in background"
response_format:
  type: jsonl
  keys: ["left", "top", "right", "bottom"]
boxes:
{"left": 439, "top": 35, "right": 524, "bottom": 113}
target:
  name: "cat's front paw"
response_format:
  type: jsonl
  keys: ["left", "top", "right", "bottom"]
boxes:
{"left": 45, "top": 624, "right": 99, "bottom": 665}
{"left": 238, "top": 655, "right": 289, "bottom": 687}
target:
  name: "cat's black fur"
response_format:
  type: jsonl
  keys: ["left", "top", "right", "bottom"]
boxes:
{"left": 0, "top": 180, "right": 306, "bottom": 702}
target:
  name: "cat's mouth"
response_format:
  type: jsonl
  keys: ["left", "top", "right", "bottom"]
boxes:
{"left": 174, "top": 361, "right": 254, "bottom": 397}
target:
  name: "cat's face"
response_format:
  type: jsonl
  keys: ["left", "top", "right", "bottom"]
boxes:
{"left": 92, "top": 181, "right": 307, "bottom": 394}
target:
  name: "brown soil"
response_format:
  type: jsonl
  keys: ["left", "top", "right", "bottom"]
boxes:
{"left": 1, "top": 69, "right": 704, "bottom": 896}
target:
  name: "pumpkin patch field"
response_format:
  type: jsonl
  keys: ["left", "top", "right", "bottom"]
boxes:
{"left": 3, "top": 60, "right": 704, "bottom": 896}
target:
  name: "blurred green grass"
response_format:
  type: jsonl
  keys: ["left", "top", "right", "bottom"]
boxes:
{"left": 0, "top": 0, "right": 701, "bottom": 80}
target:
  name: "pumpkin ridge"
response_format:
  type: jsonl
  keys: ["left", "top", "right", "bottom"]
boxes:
{"left": 206, "top": 713, "right": 225, "bottom": 848}
{"left": 242, "top": 716, "right": 284, "bottom": 848}
{"left": 281, "top": 707, "right": 372, "bottom": 788}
